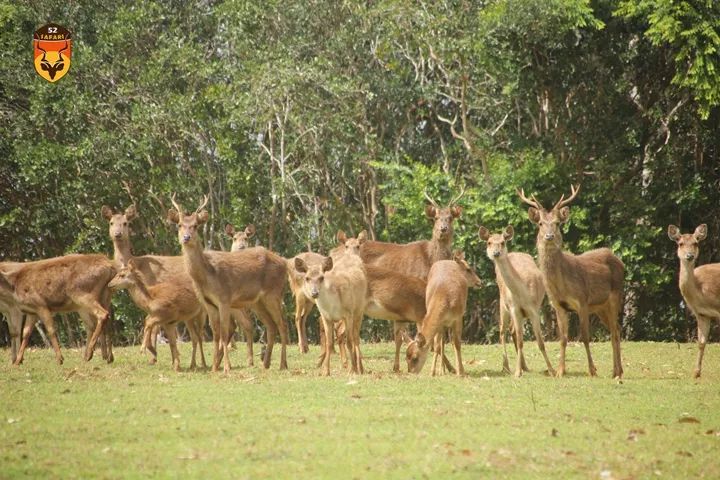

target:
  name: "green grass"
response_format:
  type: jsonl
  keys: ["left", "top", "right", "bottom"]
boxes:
{"left": 1, "top": 341, "right": 719, "bottom": 479}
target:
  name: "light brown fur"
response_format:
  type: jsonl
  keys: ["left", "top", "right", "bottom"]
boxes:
{"left": 519, "top": 185, "right": 624, "bottom": 378}
{"left": 668, "top": 224, "right": 720, "bottom": 378}
{"left": 168, "top": 196, "right": 289, "bottom": 373}
{"left": 406, "top": 252, "right": 481, "bottom": 375}
{"left": 479, "top": 225, "right": 554, "bottom": 377}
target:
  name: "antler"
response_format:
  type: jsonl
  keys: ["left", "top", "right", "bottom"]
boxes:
{"left": 423, "top": 189, "right": 439, "bottom": 208}
{"left": 170, "top": 192, "right": 183, "bottom": 215}
{"left": 195, "top": 194, "right": 209, "bottom": 214}
{"left": 58, "top": 41, "right": 68, "bottom": 57}
{"left": 516, "top": 187, "right": 544, "bottom": 210}
{"left": 552, "top": 184, "right": 580, "bottom": 211}
{"left": 448, "top": 186, "right": 466, "bottom": 207}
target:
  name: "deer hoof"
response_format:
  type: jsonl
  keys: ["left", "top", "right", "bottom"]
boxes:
{"left": 693, "top": 369, "right": 702, "bottom": 379}
{"left": 555, "top": 368, "right": 566, "bottom": 378}
{"left": 514, "top": 370, "right": 522, "bottom": 378}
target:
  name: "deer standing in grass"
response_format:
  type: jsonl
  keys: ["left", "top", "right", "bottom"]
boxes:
{"left": 109, "top": 259, "right": 205, "bottom": 371}
{"left": 168, "top": 195, "right": 289, "bottom": 373}
{"left": 102, "top": 205, "right": 207, "bottom": 369}
{"left": 223, "top": 223, "right": 261, "bottom": 366}
{"left": 406, "top": 251, "right": 481, "bottom": 375}
{"left": 478, "top": 225, "right": 555, "bottom": 377}
{"left": 295, "top": 251, "right": 367, "bottom": 376}
{"left": 667, "top": 224, "right": 720, "bottom": 378}
{"left": 518, "top": 185, "right": 624, "bottom": 378}
{"left": 0, "top": 255, "right": 115, "bottom": 365}
{"left": 287, "top": 251, "right": 325, "bottom": 354}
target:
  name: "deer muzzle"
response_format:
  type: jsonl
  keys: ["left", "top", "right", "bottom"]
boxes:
{"left": 182, "top": 234, "right": 192, "bottom": 244}
{"left": 492, "top": 250, "right": 501, "bottom": 258}
{"left": 544, "top": 233, "right": 555, "bottom": 241}
{"left": 685, "top": 253, "right": 695, "bottom": 261}
{"left": 310, "top": 288, "right": 319, "bottom": 299}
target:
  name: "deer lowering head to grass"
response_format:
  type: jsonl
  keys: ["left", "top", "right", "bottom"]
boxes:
{"left": 168, "top": 195, "right": 289, "bottom": 373}
{"left": 0, "top": 254, "right": 115, "bottom": 366}
{"left": 518, "top": 185, "right": 624, "bottom": 378}
{"left": 109, "top": 259, "right": 205, "bottom": 371}
{"left": 101, "top": 204, "right": 207, "bottom": 369}
{"left": 478, "top": 225, "right": 554, "bottom": 377}
{"left": 668, "top": 224, "right": 720, "bottom": 378}
{"left": 406, "top": 251, "right": 481, "bottom": 375}
{"left": 294, "top": 251, "right": 367, "bottom": 376}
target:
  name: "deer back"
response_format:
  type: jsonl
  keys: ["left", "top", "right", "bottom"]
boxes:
{"left": 496, "top": 252, "right": 545, "bottom": 309}
{"left": 359, "top": 239, "right": 448, "bottom": 280}
{"left": 317, "top": 253, "right": 367, "bottom": 320}
{"left": 424, "top": 260, "right": 470, "bottom": 325}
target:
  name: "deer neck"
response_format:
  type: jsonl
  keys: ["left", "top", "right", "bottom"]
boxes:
{"left": 429, "top": 234, "right": 453, "bottom": 262}
{"left": 536, "top": 234, "right": 567, "bottom": 281}
{"left": 126, "top": 281, "right": 153, "bottom": 312}
{"left": 181, "top": 240, "right": 210, "bottom": 286}
{"left": 678, "top": 260, "right": 700, "bottom": 300}
{"left": 493, "top": 254, "right": 525, "bottom": 294}
{"left": 112, "top": 236, "right": 133, "bottom": 266}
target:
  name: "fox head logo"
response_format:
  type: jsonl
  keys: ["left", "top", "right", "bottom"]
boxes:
{"left": 33, "top": 23, "right": 72, "bottom": 83}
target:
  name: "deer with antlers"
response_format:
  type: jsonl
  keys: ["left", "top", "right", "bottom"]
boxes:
{"left": 168, "top": 195, "right": 289, "bottom": 373}
{"left": 518, "top": 185, "right": 624, "bottom": 378}
{"left": 479, "top": 225, "right": 555, "bottom": 377}
{"left": 101, "top": 204, "right": 207, "bottom": 369}
{"left": 406, "top": 251, "right": 482, "bottom": 375}
{"left": 668, "top": 224, "right": 720, "bottom": 378}
{"left": 0, "top": 254, "right": 115, "bottom": 365}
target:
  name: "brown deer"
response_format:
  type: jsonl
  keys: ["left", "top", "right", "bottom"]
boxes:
{"left": 101, "top": 204, "right": 207, "bottom": 369}
{"left": 478, "top": 225, "right": 555, "bottom": 377}
{"left": 667, "top": 224, "right": 720, "bottom": 378}
{"left": 294, "top": 252, "right": 367, "bottom": 376}
{"left": 109, "top": 259, "right": 205, "bottom": 371}
{"left": 518, "top": 185, "right": 624, "bottom": 378}
{"left": 287, "top": 251, "right": 326, "bottom": 355}
{"left": 0, "top": 254, "right": 115, "bottom": 365}
{"left": 168, "top": 195, "right": 289, "bottom": 373}
{"left": 406, "top": 251, "right": 481, "bottom": 375}
{"left": 222, "top": 222, "right": 263, "bottom": 366}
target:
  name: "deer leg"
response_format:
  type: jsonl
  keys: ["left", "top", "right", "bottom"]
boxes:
{"left": 14, "top": 315, "right": 37, "bottom": 366}
{"left": 217, "top": 305, "right": 232, "bottom": 374}
{"left": 605, "top": 301, "right": 623, "bottom": 379}
{"left": 511, "top": 309, "right": 524, "bottom": 378}
{"left": 392, "top": 322, "right": 407, "bottom": 373}
{"left": 197, "top": 314, "right": 208, "bottom": 369}
{"left": 234, "top": 309, "right": 254, "bottom": 367}
{"left": 555, "top": 306, "right": 569, "bottom": 377}
{"left": 253, "top": 304, "right": 277, "bottom": 369}
{"left": 431, "top": 334, "right": 443, "bottom": 376}
{"left": 578, "top": 309, "right": 597, "bottom": 377}
{"left": 500, "top": 306, "right": 511, "bottom": 374}
{"left": 186, "top": 319, "right": 198, "bottom": 370}
{"left": 353, "top": 315, "right": 364, "bottom": 374}
{"left": 84, "top": 301, "right": 109, "bottom": 362}
{"left": 452, "top": 319, "right": 465, "bottom": 376}
{"left": 7, "top": 310, "right": 23, "bottom": 364}
{"left": 320, "top": 317, "right": 333, "bottom": 376}
{"left": 337, "top": 322, "right": 349, "bottom": 369}
{"left": 295, "top": 296, "right": 311, "bottom": 354}
{"left": 694, "top": 315, "right": 711, "bottom": 379}
{"left": 264, "top": 299, "right": 289, "bottom": 371}
{"left": 38, "top": 310, "right": 64, "bottom": 365}
{"left": 165, "top": 324, "right": 181, "bottom": 372}
{"left": 529, "top": 310, "right": 555, "bottom": 376}
{"left": 142, "top": 317, "right": 158, "bottom": 364}
{"left": 206, "top": 306, "right": 223, "bottom": 372}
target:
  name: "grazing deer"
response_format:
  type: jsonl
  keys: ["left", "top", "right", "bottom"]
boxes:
{"left": 222, "top": 222, "right": 262, "bottom": 366}
{"left": 101, "top": 204, "right": 208, "bottom": 369}
{"left": 294, "top": 252, "right": 367, "bottom": 376}
{"left": 406, "top": 251, "right": 481, "bottom": 375}
{"left": 168, "top": 195, "right": 289, "bottom": 373}
{"left": 518, "top": 185, "right": 624, "bottom": 378}
{"left": 667, "top": 224, "right": 720, "bottom": 378}
{"left": 0, "top": 254, "right": 115, "bottom": 365}
{"left": 478, "top": 225, "right": 555, "bottom": 377}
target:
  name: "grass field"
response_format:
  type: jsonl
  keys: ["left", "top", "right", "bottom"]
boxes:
{"left": 1, "top": 341, "right": 719, "bottom": 479}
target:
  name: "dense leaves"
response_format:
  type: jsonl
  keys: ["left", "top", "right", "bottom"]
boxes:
{"left": 1, "top": 0, "right": 719, "bottom": 346}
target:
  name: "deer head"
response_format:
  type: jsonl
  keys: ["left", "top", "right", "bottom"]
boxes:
{"left": 37, "top": 41, "right": 68, "bottom": 80}
{"left": 406, "top": 333, "right": 429, "bottom": 373}
{"left": 225, "top": 223, "right": 256, "bottom": 252}
{"left": 518, "top": 184, "right": 580, "bottom": 247}
{"left": 101, "top": 204, "right": 137, "bottom": 240}
{"left": 336, "top": 230, "right": 367, "bottom": 256}
{"left": 108, "top": 258, "right": 140, "bottom": 290}
{"left": 294, "top": 256, "right": 334, "bottom": 299}
{"left": 452, "top": 249, "right": 482, "bottom": 288}
{"left": 668, "top": 224, "right": 707, "bottom": 264}
{"left": 478, "top": 225, "right": 514, "bottom": 260}
{"left": 167, "top": 194, "right": 209, "bottom": 247}
{"left": 424, "top": 188, "right": 464, "bottom": 241}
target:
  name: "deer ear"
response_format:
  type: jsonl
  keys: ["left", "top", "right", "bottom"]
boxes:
{"left": 127, "top": 258, "right": 137, "bottom": 270}
{"left": 245, "top": 224, "right": 256, "bottom": 238}
{"left": 294, "top": 257, "right": 307, "bottom": 273}
{"left": 167, "top": 209, "right": 180, "bottom": 224}
{"left": 425, "top": 205, "right": 437, "bottom": 220}
{"left": 528, "top": 207, "right": 541, "bottom": 224}
{"left": 401, "top": 330, "right": 413, "bottom": 345}
{"left": 224, "top": 223, "right": 235, "bottom": 236}
{"left": 322, "top": 256, "right": 334, "bottom": 273}
{"left": 450, "top": 205, "right": 462, "bottom": 218}
{"left": 197, "top": 210, "right": 209, "bottom": 224}
{"left": 694, "top": 224, "right": 708, "bottom": 242}
{"left": 101, "top": 205, "right": 114, "bottom": 220}
{"left": 358, "top": 230, "right": 367, "bottom": 244}
{"left": 503, "top": 225, "right": 514, "bottom": 241}
{"left": 124, "top": 205, "right": 137, "bottom": 221}
{"left": 667, "top": 225, "right": 681, "bottom": 242}
{"left": 452, "top": 249, "right": 465, "bottom": 262}
{"left": 416, "top": 333, "right": 426, "bottom": 348}
{"left": 336, "top": 230, "right": 347, "bottom": 244}
{"left": 478, "top": 226, "right": 490, "bottom": 241}
{"left": 557, "top": 207, "right": 570, "bottom": 223}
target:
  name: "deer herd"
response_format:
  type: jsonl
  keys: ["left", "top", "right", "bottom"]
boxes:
{"left": 0, "top": 185, "right": 717, "bottom": 380}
